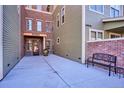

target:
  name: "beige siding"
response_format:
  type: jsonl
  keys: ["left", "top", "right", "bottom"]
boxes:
{"left": 3, "top": 5, "right": 20, "bottom": 76}
{"left": 53, "top": 5, "right": 82, "bottom": 63}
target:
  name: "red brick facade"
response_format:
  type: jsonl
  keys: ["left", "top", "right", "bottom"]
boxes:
{"left": 86, "top": 39, "right": 124, "bottom": 67}
{"left": 21, "top": 5, "right": 53, "bottom": 57}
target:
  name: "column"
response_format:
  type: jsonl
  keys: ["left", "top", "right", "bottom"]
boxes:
{"left": 43, "top": 36, "right": 46, "bottom": 49}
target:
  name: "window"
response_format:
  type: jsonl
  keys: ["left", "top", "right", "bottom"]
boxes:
{"left": 90, "top": 29, "right": 104, "bottom": 41}
{"left": 109, "top": 33, "right": 121, "bottom": 38}
{"left": 46, "top": 22, "right": 52, "bottom": 32}
{"left": 27, "top": 19, "right": 32, "bottom": 31}
{"left": 36, "top": 5, "right": 42, "bottom": 11}
{"left": 110, "top": 5, "right": 120, "bottom": 17}
{"left": 56, "top": 37, "right": 60, "bottom": 44}
{"left": 37, "top": 21, "right": 42, "bottom": 32}
{"left": 56, "top": 13, "right": 60, "bottom": 28}
{"left": 89, "top": 5, "right": 104, "bottom": 14}
{"left": 61, "top": 6, "right": 65, "bottom": 25}
{"left": 27, "top": 5, "right": 32, "bottom": 9}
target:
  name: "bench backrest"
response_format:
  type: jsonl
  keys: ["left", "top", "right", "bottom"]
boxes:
{"left": 93, "top": 53, "right": 117, "bottom": 63}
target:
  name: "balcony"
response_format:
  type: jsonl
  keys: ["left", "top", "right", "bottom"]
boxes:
{"left": 102, "top": 17, "right": 124, "bottom": 36}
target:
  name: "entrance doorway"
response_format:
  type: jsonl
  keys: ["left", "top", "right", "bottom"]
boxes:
{"left": 25, "top": 38, "right": 43, "bottom": 56}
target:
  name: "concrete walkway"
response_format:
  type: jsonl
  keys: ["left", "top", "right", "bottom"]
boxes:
{"left": 0, "top": 54, "right": 124, "bottom": 88}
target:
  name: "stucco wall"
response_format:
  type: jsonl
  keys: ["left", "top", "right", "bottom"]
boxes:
{"left": 3, "top": 5, "right": 20, "bottom": 76}
{"left": 53, "top": 5, "right": 82, "bottom": 62}
{"left": 86, "top": 39, "right": 124, "bottom": 67}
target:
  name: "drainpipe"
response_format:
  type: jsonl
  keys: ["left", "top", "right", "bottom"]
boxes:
{"left": 82, "top": 5, "right": 86, "bottom": 64}
{"left": 0, "top": 5, "right": 3, "bottom": 80}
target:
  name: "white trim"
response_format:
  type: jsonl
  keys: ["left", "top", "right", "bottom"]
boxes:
{"left": 25, "top": 7, "right": 52, "bottom": 15}
{"left": 45, "top": 21, "right": 53, "bottom": 23}
{"left": 56, "top": 37, "right": 60, "bottom": 45}
{"left": 87, "top": 37, "right": 124, "bottom": 43}
{"left": 0, "top": 5, "right": 3, "bottom": 80}
{"left": 89, "top": 28, "right": 104, "bottom": 41}
{"left": 109, "top": 32, "right": 121, "bottom": 38}
{"left": 61, "top": 5, "right": 65, "bottom": 25}
{"left": 82, "top": 5, "right": 85, "bottom": 64}
{"left": 89, "top": 5, "right": 104, "bottom": 15}
{"left": 25, "top": 17, "right": 34, "bottom": 20}
{"left": 103, "top": 16, "right": 124, "bottom": 22}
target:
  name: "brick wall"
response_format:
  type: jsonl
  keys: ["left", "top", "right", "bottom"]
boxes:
{"left": 86, "top": 39, "right": 124, "bottom": 67}
{"left": 20, "top": 5, "right": 53, "bottom": 57}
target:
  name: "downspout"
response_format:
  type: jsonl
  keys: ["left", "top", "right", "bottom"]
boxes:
{"left": 82, "top": 5, "right": 86, "bottom": 64}
{"left": 0, "top": 5, "right": 3, "bottom": 80}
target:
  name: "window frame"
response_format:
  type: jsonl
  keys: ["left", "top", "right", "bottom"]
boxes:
{"left": 61, "top": 6, "right": 65, "bottom": 25}
{"left": 26, "top": 18, "right": 33, "bottom": 31}
{"left": 110, "top": 5, "right": 121, "bottom": 17}
{"left": 36, "top": 20, "right": 42, "bottom": 32}
{"left": 56, "top": 13, "right": 60, "bottom": 29}
{"left": 89, "top": 29, "right": 104, "bottom": 41}
{"left": 89, "top": 5, "right": 104, "bottom": 15}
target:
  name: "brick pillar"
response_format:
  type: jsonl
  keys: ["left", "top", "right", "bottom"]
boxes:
{"left": 43, "top": 36, "right": 46, "bottom": 49}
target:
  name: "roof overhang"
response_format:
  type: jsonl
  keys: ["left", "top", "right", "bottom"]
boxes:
{"left": 103, "top": 16, "right": 124, "bottom": 23}
{"left": 102, "top": 17, "right": 124, "bottom": 31}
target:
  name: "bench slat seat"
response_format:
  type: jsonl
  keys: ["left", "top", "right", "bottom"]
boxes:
{"left": 86, "top": 53, "right": 117, "bottom": 76}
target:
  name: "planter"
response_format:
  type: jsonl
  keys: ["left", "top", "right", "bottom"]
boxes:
{"left": 43, "top": 48, "right": 49, "bottom": 56}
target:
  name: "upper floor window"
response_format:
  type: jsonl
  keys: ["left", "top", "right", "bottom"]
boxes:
{"left": 36, "top": 5, "right": 42, "bottom": 11}
{"left": 37, "top": 20, "right": 42, "bottom": 32}
{"left": 46, "top": 22, "right": 52, "bottom": 32}
{"left": 89, "top": 29, "right": 104, "bottom": 41}
{"left": 56, "top": 13, "right": 60, "bottom": 28}
{"left": 27, "top": 5, "right": 32, "bottom": 9}
{"left": 27, "top": 19, "right": 32, "bottom": 31}
{"left": 110, "top": 5, "right": 121, "bottom": 17}
{"left": 89, "top": 5, "right": 104, "bottom": 14}
{"left": 61, "top": 6, "right": 65, "bottom": 25}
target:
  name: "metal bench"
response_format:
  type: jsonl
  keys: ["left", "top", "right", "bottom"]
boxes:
{"left": 86, "top": 53, "right": 117, "bottom": 76}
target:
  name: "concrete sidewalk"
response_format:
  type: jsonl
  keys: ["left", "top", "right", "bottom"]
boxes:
{"left": 0, "top": 54, "right": 124, "bottom": 88}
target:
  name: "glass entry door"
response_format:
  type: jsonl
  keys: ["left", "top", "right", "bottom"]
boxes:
{"left": 32, "top": 40, "right": 39, "bottom": 55}
{"left": 25, "top": 39, "right": 40, "bottom": 56}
